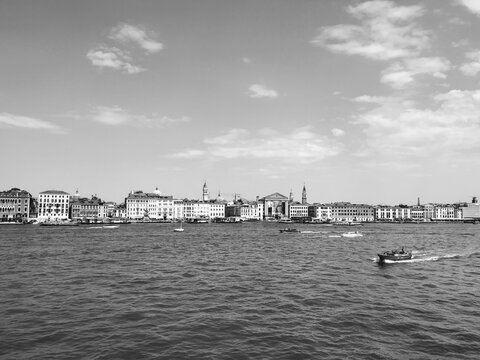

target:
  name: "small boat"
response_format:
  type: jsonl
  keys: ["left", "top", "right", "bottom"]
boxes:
{"left": 378, "top": 249, "right": 412, "bottom": 263}
{"left": 174, "top": 221, "right": 184, "bottom": 232}
{"left": 342, "top": 231, "right": 363, "bottom": 238}
{"left": 279, "top": 228, "right": 299, "bottom": 233}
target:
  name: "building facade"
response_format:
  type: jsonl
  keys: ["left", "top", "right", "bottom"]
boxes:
{"left": 328, "top": 202, "right": 375, "bottom": 222}
{"left": 260, "top": 192, "right": 289, "bottom": 220}
{"left": 125, "top": 189, "right": 174, "bottom": 220}
{"left": 37, "top": 190, "right": 70, "bottom": 221}
{"left": 0, "top": 188, "right": 32, "bottom": 222}
{"left": 70, "top": 197, "right": 102, "bottom": 222}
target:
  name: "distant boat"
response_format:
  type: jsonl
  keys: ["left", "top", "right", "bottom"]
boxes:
{"left": 377, "top": 249, "right": 412, "bottom": 263}
{"left": 279, "top": 228, "right": 299, "bottom": 233}
{"left": 342, "top": 231, "right": 363, "bottom": 238}
{"left": 40, "top": 220, "right": 79, "bottom": 226}
{"left": 333, "top": 221, "right": 363, "bottom": 226}
{"left": 174, "top": 221, "right": 184, "bottom": 232}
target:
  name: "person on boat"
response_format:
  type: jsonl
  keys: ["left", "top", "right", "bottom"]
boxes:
{"left": 399, "top": 247, "right": 405, "bottom": 254}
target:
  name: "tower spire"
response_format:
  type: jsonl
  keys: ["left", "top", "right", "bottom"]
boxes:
{"left": 202, "top": 181, "right": 209, "bottom": 201}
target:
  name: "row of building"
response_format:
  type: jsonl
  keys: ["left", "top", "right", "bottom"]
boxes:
{"left": 1, "top": 183, "right": 480, "bottom": 223}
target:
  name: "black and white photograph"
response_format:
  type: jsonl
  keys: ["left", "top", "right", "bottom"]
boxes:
{"left": 1, "top": 0, "right": 480, "bottom": 359}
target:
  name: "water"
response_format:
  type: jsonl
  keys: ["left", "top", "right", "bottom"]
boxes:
{"left": 1, "top": 222, "right": 479, "bottom": 359}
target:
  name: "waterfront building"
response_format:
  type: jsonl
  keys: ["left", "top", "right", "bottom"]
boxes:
{"left": 328, "top": 202, "right": 375, "bottom": 222}
{"left": 375, "top": 205, "right": 411, "bottom": 221}
{"left": 434, "top": 204, "right": 461, "bottom": 221}
{"left": 461, "top": 197, "right": 480, "bottom": 220}
{"left": 423, "top": 204, "right": 435, "bottom": 221}
{"left": 70, "top": 196, "right": 102, "bottom": 222}
{"left": 410, "top": 205, "right": 425, "bottom": 221}
{"left": 174, "top": 199, "right": 185, "bottom": 220}
{"left": 0, "top": 188, "right": 32, "bottom": 222}
{"left": 288, "top": 201, "right": 309, "bottom": 220}
{"left": 208, "top": 200, "right": 226, "bottom": 220}
{"left": 115, "top": 203, "right": 127, "bottom": 218}
{"left": 37, "top": 190, "right": 70, "bottom": 221}
{"left": 308, "top": 204, "right": 332, "bottom": 221}
{"left": 125, "top": 189, "right": 174, "bottom": 220}
{"left": 182, "top": 200, "right": 210, "bottom": 221}
{"left": 259, "top": 192, "right": 290, "bottom": 220}
{"left": 375, "top": 206, "right": 395, "bottom": 221}
{"left": 225, "top": 199, "right": 264, "bottom": 221}
{"left": 98, "top": 201, "right": 116, "bottom": 219}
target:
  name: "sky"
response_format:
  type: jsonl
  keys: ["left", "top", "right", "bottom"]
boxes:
{"left": 2, "top": 0, "right": 480, "bottom": 205}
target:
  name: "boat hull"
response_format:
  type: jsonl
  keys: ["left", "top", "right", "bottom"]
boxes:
{"left": 377, "top": 252, "right": 412, "bottom": 263}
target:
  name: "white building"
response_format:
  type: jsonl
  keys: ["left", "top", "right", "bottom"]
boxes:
{"left": 209, "top": 201, "right": 226, "bottom": 219}
{"left": 37, "top": 190, "right": 70, "bottom": 221}
{"left": 126, "top": 189, "right": 175, "bottom": 220}
{"left": 182, "top": 200, "right": 210, "bottom": 221}
{"left": 288, "top": 202, "right": 309, "bottom": 219}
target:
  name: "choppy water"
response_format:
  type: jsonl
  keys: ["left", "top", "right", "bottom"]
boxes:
{"left": 1, "top": 222, "right": 479, "bottom": 359}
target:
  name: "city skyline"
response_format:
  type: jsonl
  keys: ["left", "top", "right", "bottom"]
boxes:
{"left": 2, "top": 1, "right": 480, "bottom": 205}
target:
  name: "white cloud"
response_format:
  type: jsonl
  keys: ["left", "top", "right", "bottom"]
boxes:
{"left": 459, "top": 50, "right": 480, "bottom": 76}
{"left": 331, "top": 128, "right": 345, "bottom": 137}
{"left": 381, "top": 57, "right": 451, "bottom": 88}
{"left": 86, "top": 46, "right": 144, "bottom": 74}
{"left": 92, "top": 106, "right": 130, "bottom": 125}
{"left": 170, "top": 149, "right": 206, "bottom": 159}
{"left": 0, "top": 112, "right": 62, "bottom": 132}
{"left": 91, "top": 106, "right": 190, "bottom": 127}
{"left": 242, "top": 57, "right": 252, "bottom": 64}
{"left": 169, "top": 126, "right": 342, "bottom": 164}
{"left": 109, "top": 23, "right": 163, "bottom": 54}
{"left": 458, "top": 0, "right": 480, "bottom": 15}
{"left": 88, "top": 23, "right": 163, "bottom": 74}
{"left": 248, "top": 84, "right": 278, "bottom": 99}
{"left": 353, "top": 89, "right": 480, "bottom": 160}
{"left": 353, "top": 95, "right": 391, "bottom": 104}
{"left": 311, "top": 0, "right": 430, "bottom": 61}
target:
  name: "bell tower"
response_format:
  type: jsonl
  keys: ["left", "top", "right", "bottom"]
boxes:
{"left": 302, "top": 184, "right": 307, "bottom": 204}
{"left": 202, "top": 181, "right": 209, "bottom": 201}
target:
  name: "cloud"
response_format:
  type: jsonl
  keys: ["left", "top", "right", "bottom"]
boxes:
{"left": 311, "top": 0, "right": 430, "bottom": 61}
{"left": 0, "top": 112, "right": 62, "bottom": 132}
{"left": 87, "top": 23, "right": 162, "bottom": 74}
{"left": 248, "top": 84, "right": 278, "bottom": 99}
{"left": 352, "top": 89, "right": 480, "bottom": 160}
{"left": 353, "top": 95, "right": 391, "bottom": 104}
{"left": 458, "top": 0, "right": 480, "bottom": 15}
{"left": 86, "top": 46, "right": 144, "bottom": 74}
{"left": 331, "top": 128, "right": 345, "bottom": 137}
{"left": 169, "top": 126, "right": 342, "bottom": 164}
{"left": 459, "top": 50, "right": 480, "bottom": 76}
{"left": 91, "top": 106, "right": 190, "bottom": 127}
{"left": 242, "top": 57, "right": 252, "bottom": 64}
{"left": 381, "top": 57, "right": 451, "bottom": 88}
{"left": 109, "top": 23, "right": 163, "bottom": 54}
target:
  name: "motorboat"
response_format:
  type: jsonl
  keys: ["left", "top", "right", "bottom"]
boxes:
{"left": 279, "top": 228, "right": 299, "bottom": 233}
{"left": 377, "top": 249, "right": 412, "bottom": 263}
{"left": 342, "top": 231, "right": 363, "bottom": 238}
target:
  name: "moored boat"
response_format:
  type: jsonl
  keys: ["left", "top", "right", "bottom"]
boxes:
{"left": 377, "top": 248, "right": 412, "bottom": 263}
